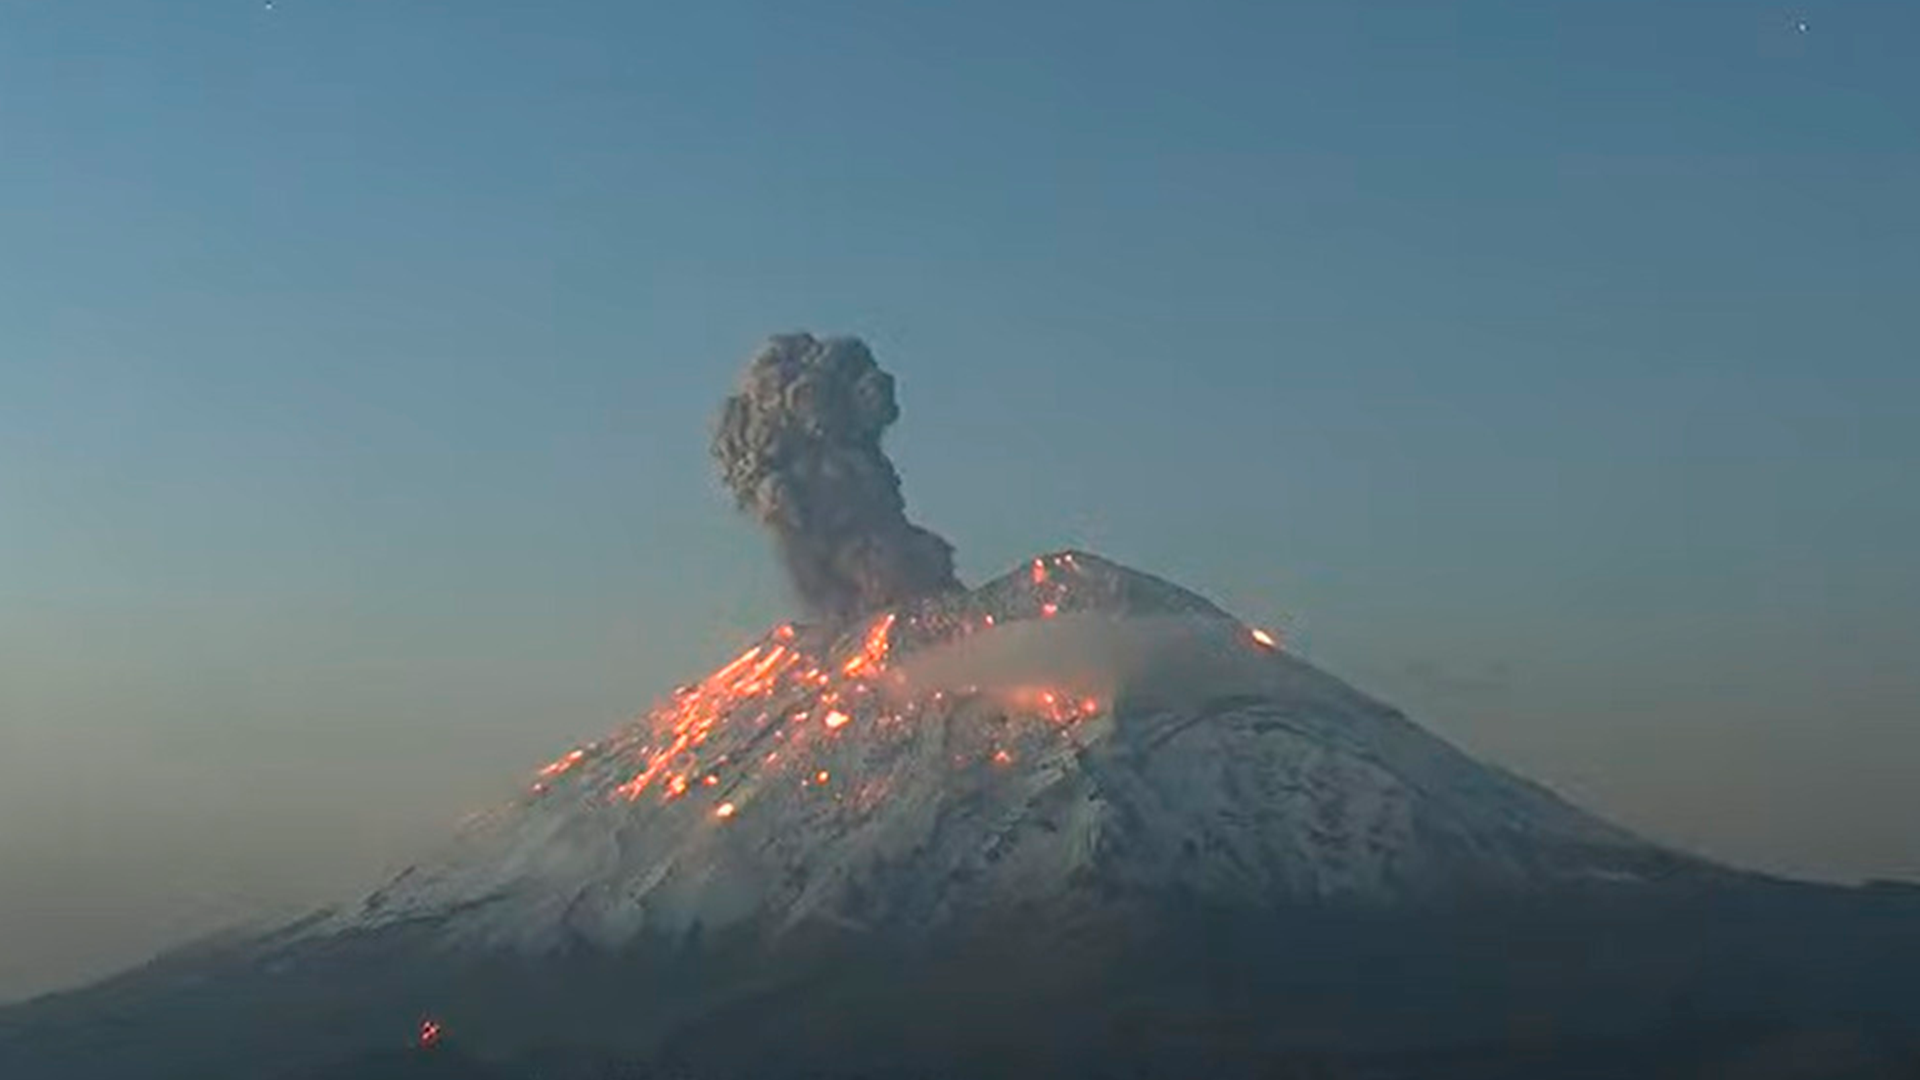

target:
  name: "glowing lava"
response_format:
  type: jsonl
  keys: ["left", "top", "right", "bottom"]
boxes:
{"left": 841, "top": 612, "right": 895, "bottom": 677}
{"left": 536, "top": 748, "right": 587, "bottom": 780}
{"left": 525, "top": 560, "right": 1144, "bottom": 825}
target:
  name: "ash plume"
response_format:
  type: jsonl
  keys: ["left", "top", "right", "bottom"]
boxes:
{"left": 713, "top": 333, "right": 960, "bottom": 622}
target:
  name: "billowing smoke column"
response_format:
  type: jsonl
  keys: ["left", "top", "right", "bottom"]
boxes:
{"left": 713, "top": 333, "right": 961, "bottom": 623}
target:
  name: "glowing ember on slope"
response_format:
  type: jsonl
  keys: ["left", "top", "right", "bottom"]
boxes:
{"left": 823, "top": 710, "right": 851, "bottom": 730}
{"left": 715, "top": 801, "right": 737, "bottom": 819}
{"left": 417, "top": 1018, "right": 443, "bottom": 1048}
{"left": 536, "top": 748, "right": 587, "bottom": 780}
{"left": 841, "top": 612, "right": 895, "bottom": 677}
{"left": 1000, "top": 686, "right": 1105, "bottom": 724}
{"left": 1251, "top": 628, "right": 1279, "bottom": 650}
{"left": 712, "top": 646, "right": 764, "bottom": 684}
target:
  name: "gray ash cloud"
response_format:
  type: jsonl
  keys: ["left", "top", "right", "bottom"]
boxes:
{"left": 712, "top": 333, "right": 960, "bottom": 622}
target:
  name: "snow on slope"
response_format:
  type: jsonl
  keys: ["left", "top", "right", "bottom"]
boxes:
{"left": 333, "top": 552, "right": 1680, "bottom": 954}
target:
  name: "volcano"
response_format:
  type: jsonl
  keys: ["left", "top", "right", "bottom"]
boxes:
{"left": 338, "top": 550, "right": 1695, "bottom": 955}
{"left": 5, "top": 553, "right": 1920, "bottom": 1079}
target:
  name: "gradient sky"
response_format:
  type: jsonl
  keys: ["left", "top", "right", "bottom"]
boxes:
{"left": 3, "top": 0, "right": 1917, "bottom": 1002}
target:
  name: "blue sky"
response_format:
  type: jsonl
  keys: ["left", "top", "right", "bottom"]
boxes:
{"left": 2, "top": 0, "right": 1917, "bottom": 999}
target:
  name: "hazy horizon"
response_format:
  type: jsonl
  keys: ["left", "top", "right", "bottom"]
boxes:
{"left": 4, "top": 0, "right": 1917, "bottom": 1004}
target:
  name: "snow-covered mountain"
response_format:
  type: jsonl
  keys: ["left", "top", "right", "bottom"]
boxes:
{"left": 331, "top": 551, "right": 1695, "bottom": 955}
{"left": 15, "top": 552, "right": 1918, "bottom": 1080}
